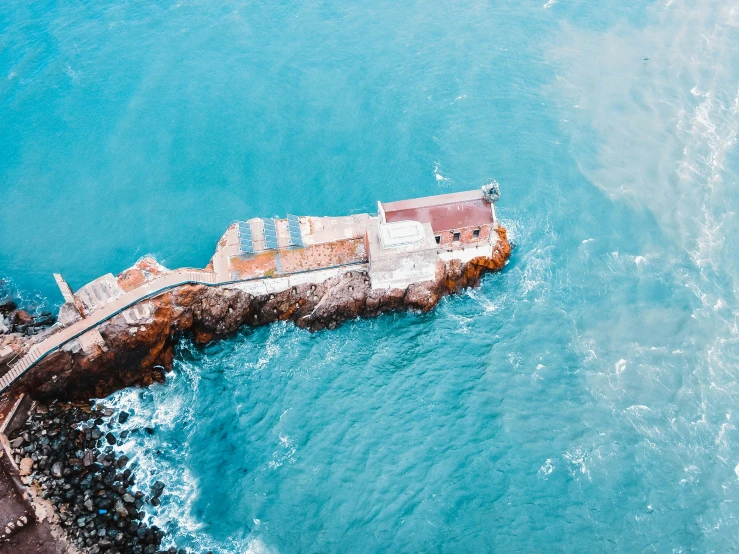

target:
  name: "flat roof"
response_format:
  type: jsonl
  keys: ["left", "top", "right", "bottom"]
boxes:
{"left": 382, "top": 189, "right": 492, "bottom": 232}
{"left": 379, "top": 220, "right": 426, "bottom": 249}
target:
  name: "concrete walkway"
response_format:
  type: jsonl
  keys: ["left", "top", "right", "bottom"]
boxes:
{"left": 0, "top": 269, "right": 216, "bottom": 393}
{"left": 0, "top": 257, "right": 368, "bottom": 394}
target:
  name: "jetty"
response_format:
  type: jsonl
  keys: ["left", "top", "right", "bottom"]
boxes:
{"left": 0, "top": 187, "right": 508, "bottom": 397}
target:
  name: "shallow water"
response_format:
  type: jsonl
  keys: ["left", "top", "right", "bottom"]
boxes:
{"left": 3, "top": 0, "right": 739, "bottom": 552}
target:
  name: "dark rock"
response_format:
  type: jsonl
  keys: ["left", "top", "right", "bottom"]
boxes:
{"left": 33, "top": 313, "right": 55, "bottom": 327}
{"left": 150, "top": 481, "right": 165, "bottom": 498}
{"left": 118, "top": 411, "right": 130, "bottom": 424}
{"left": 0, "top": 298, "right": 16, "bottom": 313}
{"left": 105, "top": 433, "right": 116, "bottom": 445}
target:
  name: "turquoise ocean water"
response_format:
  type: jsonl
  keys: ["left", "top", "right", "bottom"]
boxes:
{"left": 3, "top": 0, "right": 739, "bottom": 551}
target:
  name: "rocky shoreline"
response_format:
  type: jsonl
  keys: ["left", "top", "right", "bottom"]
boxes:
{"left": 5, "top": 401, "right": 197, "bottom": 554}
{"left": 0, "top": 297, "right": 56, "bottom": 337}
{"left": 6, "top": 227, "right": 511, "bottom": 402}
{"left": 0, "top": 227, "right": 511, "bottom": 552}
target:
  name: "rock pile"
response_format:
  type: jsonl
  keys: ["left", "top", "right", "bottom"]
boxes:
{"left": 7, "top": 401, "right": 187, "bottom": 554}
{"left": 0, "top": 297, "right": 56, "bottom": 336}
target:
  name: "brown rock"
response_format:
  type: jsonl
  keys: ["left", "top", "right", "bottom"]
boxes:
{"left": 14, "top": 310, "right": 34, "bottom": 325}
{"left": 19, "top": 457, "right": 33, "bottom": 476}
{"left": 13, "top": 228, "right": 511, "bottom": 401}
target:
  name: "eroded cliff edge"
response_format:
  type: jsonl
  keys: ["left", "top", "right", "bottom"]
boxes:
{"left": 8, "top": 228, "right": 510, "bottom": 401}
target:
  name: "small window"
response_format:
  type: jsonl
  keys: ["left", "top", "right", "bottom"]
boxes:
{"left": 435, "top": 235, "right": 441, "bottom": 244}
{"left": 473, "top": 228, "right": 480, "bottom": 238}
{"left": 453, "top": 232, "right": 461, "bottom": 242}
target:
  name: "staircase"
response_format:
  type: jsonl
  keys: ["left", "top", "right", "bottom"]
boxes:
{"left": 0, "top": 269, "right": 220, "bottom": 394}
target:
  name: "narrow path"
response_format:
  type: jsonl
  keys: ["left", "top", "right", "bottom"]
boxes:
{"left": 0, "top": 269, "right": 217, "bottom": 393}
{"left": 0, "top": 260, "right": 367, "bottom": 395}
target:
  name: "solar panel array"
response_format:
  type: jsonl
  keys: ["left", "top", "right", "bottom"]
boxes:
{"left": 238, "top": 221, "right": 254, "bottom": 254}
{"left": 263, "top": 218, "right": 278, "bottom": 250}
{"left": 287, "top": 215, "right": 303, "bottom": 247}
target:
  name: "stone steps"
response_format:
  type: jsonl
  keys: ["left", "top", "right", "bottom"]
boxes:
{"left": 0, "top": 270, "right": 220, "bottom": 394}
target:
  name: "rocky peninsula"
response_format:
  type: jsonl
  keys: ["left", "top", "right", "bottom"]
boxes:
{"left": 0, "top": 187, "right": 511, "bottom": 552}
{"left": 17, "top": 230, "right": 508, "bottom": 401}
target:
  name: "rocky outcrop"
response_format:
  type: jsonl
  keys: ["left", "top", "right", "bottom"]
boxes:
{"left": 0, "top": 297, "right": 56, "bottom": 338}
{"left": 11, "top": 228, "right": 511, "bottom": 401}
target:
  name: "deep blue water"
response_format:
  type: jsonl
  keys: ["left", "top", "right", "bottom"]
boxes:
{"left": 3, "top": 0, "right": 739, "bottom": 552}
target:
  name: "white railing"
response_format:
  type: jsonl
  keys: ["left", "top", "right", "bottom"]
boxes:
{"left": 0, "top": 269, "right": 221, "bottom": 394}
{"left": 0, "top": 257, "right": 366, "bottom": 394}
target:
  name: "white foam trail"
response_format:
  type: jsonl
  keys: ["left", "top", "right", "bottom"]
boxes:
{"left": 433, "top": 162, "right": 451, "bottom": 186}
{"left": 538, "top": 458, "right": 554, "bottom": 478}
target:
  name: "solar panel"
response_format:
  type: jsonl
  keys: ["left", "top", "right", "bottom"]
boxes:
{"left": 287, "top": 214, "right": 303, "bottom": 247}
{"left": 238, "top": 221, "right": 254, "bottom": 254}
{"left": 263, "top": 218, "right": 278, "bottom": 250}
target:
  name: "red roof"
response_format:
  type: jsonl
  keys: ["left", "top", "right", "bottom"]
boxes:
{"left": 382, "top": 190, "right": 493, "bottom": 232}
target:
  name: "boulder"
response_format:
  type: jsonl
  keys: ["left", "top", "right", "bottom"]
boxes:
{"left": 19, "top": 457, "right": 33, "bottom": 476}
{"left": 114, "top": 500, "right": 128, "bottom": 518}
{"left": 0, "top": 298, "right": 16, "bottom": 313}
{"left": 83, "top": 450, "right": 95, "bottom": 467}
{"left": 150, "top": 481, "right": 165, "bottom": 498}
{"left": 13, "top": 310, "right": 33, "bottom": 325}
{"left": 33, "top": 313, "right": 55, "bottom": 327}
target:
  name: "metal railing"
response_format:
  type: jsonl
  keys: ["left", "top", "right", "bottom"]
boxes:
{"left": 0, "top": 261, "right": 368, "bottom": 394}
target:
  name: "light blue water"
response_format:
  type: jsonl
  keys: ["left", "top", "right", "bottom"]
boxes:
{"left": 3, "top": 0, "right": 739, "bottom": 552}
